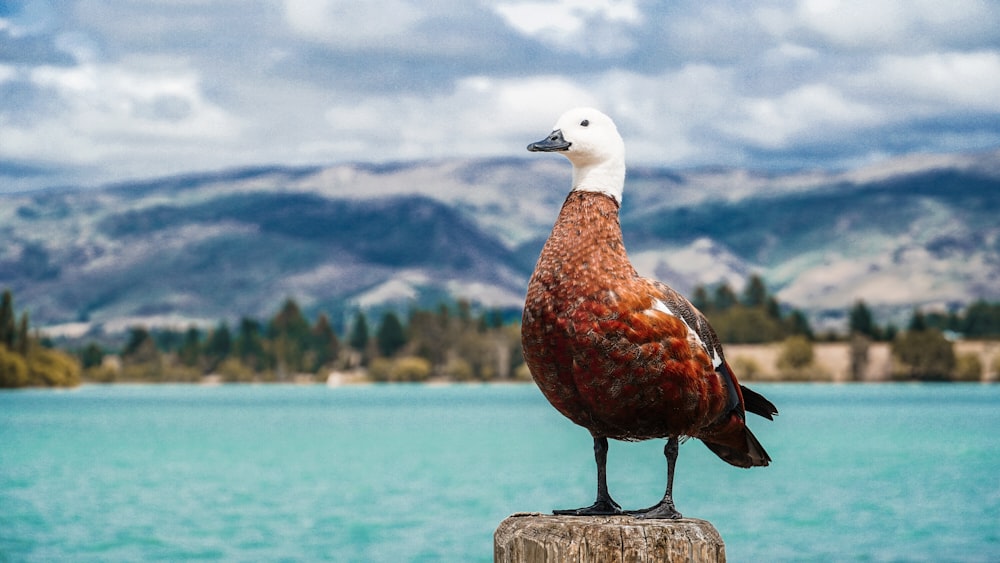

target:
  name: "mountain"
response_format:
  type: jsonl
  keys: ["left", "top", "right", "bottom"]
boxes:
{"left": 1, "top": 151, "right": 999, "bottom": 336}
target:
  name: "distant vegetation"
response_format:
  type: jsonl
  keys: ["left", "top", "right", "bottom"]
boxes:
{"left": 0, "top": 290, "right": 81, "bottom": 388}
{"left": 74, "top": 297, "right": 524, "bottom": 385}
{"left": 691, "top": 275, "right": 813, "bottom": 343}
{"left": 2, "top": 279, "right": 1000, "bottom": 388}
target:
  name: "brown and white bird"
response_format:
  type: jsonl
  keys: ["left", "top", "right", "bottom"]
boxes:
{"left": 521, "top": 108, "right": 776, "bottom": 519}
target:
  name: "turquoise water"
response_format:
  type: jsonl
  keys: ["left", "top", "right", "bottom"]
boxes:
{"left": 1, "top": 383, "right": 998, "bottom": 562}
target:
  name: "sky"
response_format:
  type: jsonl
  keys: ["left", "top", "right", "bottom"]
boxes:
{"left": 2, "top": 0, "right": 1000, "bottom": 192}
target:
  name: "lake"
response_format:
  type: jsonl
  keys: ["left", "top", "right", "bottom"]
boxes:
{"left": 2, "top": 383, "right": 998, "bottom": 561}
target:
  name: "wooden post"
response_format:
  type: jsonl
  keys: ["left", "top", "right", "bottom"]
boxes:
{"left": 494, "top": 512, "right": 725, "bottom": 563}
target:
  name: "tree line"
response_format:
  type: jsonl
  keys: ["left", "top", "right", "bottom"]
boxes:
{"left": 3, "top": 280, "right": 1000, "bottom": 388}
{"left": 690, "top": 275, "right": 813, "bottom": 343}
{"left": 849, "top": 300, "right": 1000, "bottom": 381}
{"left": 80, "top": 298, "right": 525, "bottom": 384}
{"left": 848, "top": 298, "right": 1000, "bottom": 341}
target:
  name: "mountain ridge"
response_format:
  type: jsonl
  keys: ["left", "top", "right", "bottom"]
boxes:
{"left": 2, "top": 151, "right": 999, "bottom": 335}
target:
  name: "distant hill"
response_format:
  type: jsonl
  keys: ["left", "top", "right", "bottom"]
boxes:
{"left": 1, "top": 150, "right": 999, "bottom": 335}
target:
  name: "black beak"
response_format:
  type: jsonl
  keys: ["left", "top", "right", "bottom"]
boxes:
{"left": 527, "top": 129, "right": 571, "bottom": 152}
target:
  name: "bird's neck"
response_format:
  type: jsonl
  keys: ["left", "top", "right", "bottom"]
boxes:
{"left": 571, "top": 156, "right": 625, "bottom": 205}
{"left": 535, "top": 190, "right": 635, "bottom": 289}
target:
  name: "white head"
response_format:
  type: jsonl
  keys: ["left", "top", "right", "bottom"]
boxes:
{"left": 527, "top": 107, "right": 626, "bottom": 204}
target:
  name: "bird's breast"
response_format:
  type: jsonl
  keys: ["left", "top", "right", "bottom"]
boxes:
{"left": 521, "top": 192, "right": 725, "bottom": 440}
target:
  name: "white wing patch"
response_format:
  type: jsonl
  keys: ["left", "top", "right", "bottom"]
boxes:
{"left": 645, "top": 299, "right": 723, "bottom": 368}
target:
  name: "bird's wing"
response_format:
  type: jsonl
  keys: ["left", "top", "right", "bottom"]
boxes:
{"left": 649, "top": 280, "right": 778, "bottom": 421}
{"left": 647, "top": 281, "right": 743, "bottom": 416}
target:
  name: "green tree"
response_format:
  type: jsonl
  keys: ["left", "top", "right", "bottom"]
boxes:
{"left": 742, "top": 274, "right": 768, "bottom": 308}
{"left": 713, "top": 283, "right": 738, "bottom": 311}
{"left": 178, "top": 327, "right": 202, "bottom": 367}
{"left": 204, "top": 322, "right": 232, "bottom": 371}
{"left": 962, "top": 300, "right": 1000, "bottom": 338}
{"left": 270, "top": 299, "right": 311, "bottom": 374}
{"left": 691, "top": 285, "right": 710, "bottom": 312}
{"left": 908, "top": 309, "right": 928, "bottom": 332}
{"left": 0, "top": 290, "right": 14, "bottom": 348}
{"left": 235, "top": 318, "right": 266, "bottom": 370}
{"left": 849, "top": 333, "right": 870, "bottom": 381}
{"left": 712, "top": 306, "right": 784, "bottom": 343}
{"left": 849, "top": 300, "right": 877, "bottom": 339}
{"left": 409, "top": 308, "right": 447, "bottom": 368}
{"left": 311, "top": 313, "right": 340, "bottom": 370}
{"left": 891, "top": 329, "right": 955, "bottom": 381}
{"left": 81, "top": 343, "right": 104, "bottom": 370}
{"left": 376, "top": 311, "right": 407, "bottom": 358}
{"left": 121, "top": 326, "right": 162, "bottom": 380}
{"left": 764, "top": 296, "right": 782, "bottom": 321}
{"left": 784, "top": 309, "right": 813, "bottom": 339}
{"left": 16, "top": 312, "right": 29, "bottom": 356}
{"left": 124, "top": 327, "right": 153, "bottom": 357}
{"left": 348, "top": 312, "right": 370, "bottom": 352}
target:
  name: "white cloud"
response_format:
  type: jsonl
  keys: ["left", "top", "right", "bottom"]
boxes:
{"left": 724, "top": 84, "right": 883, "bottom": 148}
{"left": 0, "top": 64, "right": 17, "bottom": 83}
{"left": 860, "top": 51, "right": 1000, "bottom": 113}
{"left": 283, "top": 0, "right": 425, "bottom": 47}
{"left": 494, "top": 0, "right": 640, "bottom": 35}
{"left": 770, "top": 0, "right": 999, "bottom": 50}
{"left": 492, "top": 0, "right": 641, "bottom": 55}
{"left": 322, "top": 75, "right": 599, "bottom": 161}
{"left": 2, "top": 58, "right": 241, "bottom": 182}
{"left": 2, "top": 0, "right": 1000, "bottom": 190}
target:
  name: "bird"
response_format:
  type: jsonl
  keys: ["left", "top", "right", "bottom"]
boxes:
{"left": 521, "top": 107, "right": 777, "bottom": 519}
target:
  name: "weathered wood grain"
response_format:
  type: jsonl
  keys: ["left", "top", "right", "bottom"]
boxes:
{"left": 494, "top": 513, "right": 725, "bottom": 563}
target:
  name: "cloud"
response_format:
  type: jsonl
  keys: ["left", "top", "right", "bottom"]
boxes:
{"left": 3, "top": 57, "right": 241, "bottom": 183}
{"left": 492, "top": 0, "right": 641, "bottom": 56}
{"left": 862, "top": 51, "right": 1000, "bottom": 112}
{"left": 778, "top": 0, "right": 998, "bottom": 50}
{"left": 283, "top": 0, "right": 426, "bottom": 48}
{"left": 322, "top": 75, "right": 600, "bottom": 160}
{"left": 2, "top": 0, "right": 1000, "bottom": 191}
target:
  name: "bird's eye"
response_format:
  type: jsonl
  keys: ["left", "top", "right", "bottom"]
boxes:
{"left": 580, "top": 119, "right": 590, "bottom": 127}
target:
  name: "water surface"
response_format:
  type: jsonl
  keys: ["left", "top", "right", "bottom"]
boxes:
{"left": 2, "top": 383, "right": 998, "bottom": 561}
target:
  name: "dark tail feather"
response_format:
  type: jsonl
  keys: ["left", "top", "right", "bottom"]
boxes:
{"left": 741, "top": 385, "right": 778, "bottom": 420}
{"left": 703, "top": 426, "right": 771, "bottom": 468}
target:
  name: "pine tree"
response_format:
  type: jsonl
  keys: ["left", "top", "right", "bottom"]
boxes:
{"left": 849, "top": 300, "right": 877, "bottom": 338}
{"left": 235, "top": 317, "right": 265, "bottom": 370}
{"left": 16, "top": 312, "right": 30, "bottom": 356}
{"left": 713, "top": 283, "right": 738, "bottom": 311}
{"left": 0, "top": 290, "right": 14, "bottom": 348}
{"left": 269, "top": 299, "right": 312, "bottom": 374}
{"left": 123, "top": 327, "right": 152, "bottom": 357}
{"left": 377, "top": 311, "right": 407, "bottom": 358}
{"left": 348, "top": 312, "right": 369, "bottom": 351}
{"left": 81, "top": 343, "right": 104, "bottom": 370}
{"left": 691, "top": 285, "right": 710, "bottom": 312}
{"left": 908, "top": 309, "right": 927, "bottom": 332}
{"left": 742, "top": 274, "right": 768, "bottom": 308}
{"left": 204, "top": 322, "right": 232, "bottom": 369}
{"left": 311, "top": 314, "right": 340, "bottom": 370}
{"left": 178, "top": 327, "right": 202, "bottom": 367}
{"left": 348, "top": 312, "right": 370, "bottom": 367}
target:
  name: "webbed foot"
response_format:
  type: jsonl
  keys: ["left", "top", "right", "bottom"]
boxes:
{"left": 554, "top": 497, "right": 622, "bottom": 516}
{"left": 627, "top": 500, "right": 682, "bottom": 520}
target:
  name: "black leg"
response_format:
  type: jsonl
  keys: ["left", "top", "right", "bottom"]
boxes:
{"left": 629, "top": 436, "right": 683, "bottom": 519}
{"left": 554, "top": 436, "right": 622, "bottom": 516}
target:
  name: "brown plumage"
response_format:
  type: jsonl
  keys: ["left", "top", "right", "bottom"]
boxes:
{"left": 521, "top": 108, "right": 776, "bottom": 519}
